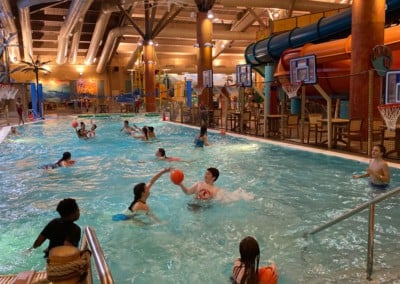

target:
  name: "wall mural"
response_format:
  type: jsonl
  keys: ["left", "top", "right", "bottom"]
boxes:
{"left": 77, "top": 78, "right": 98, "bottom": 97}
{"left": 42, "top": 79, "right": 71, "bottom": 103}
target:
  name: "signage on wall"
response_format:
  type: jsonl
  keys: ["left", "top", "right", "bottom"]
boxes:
{"left": 203, "top": 70, "right": 213, "bottom": 88}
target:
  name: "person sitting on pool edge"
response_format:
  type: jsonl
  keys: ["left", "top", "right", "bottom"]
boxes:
{"left": 155, "top": 148, "right": 182, "bottom": 162}
{"left": 352, "top": 144, "right": 390, "bottom": 189}
{"left": 175, "top": 167, "right": 220, "bottom": 200}
{"left": 231, "top": 236, "right": 278, "bottom": 284}
{"left": 40, "top": 152, "right": 75, "bottom": 169}
{"left": 29, "top": 198, "right": 81, "bottom": 258}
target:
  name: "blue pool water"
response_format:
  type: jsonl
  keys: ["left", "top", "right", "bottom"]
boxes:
{"left": 1, "top": 115, "right": 399, "bottom": 283}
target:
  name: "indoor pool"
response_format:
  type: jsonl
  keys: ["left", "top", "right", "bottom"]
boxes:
{"left": 1, "top": 115, "right": 399, "bottom": 283}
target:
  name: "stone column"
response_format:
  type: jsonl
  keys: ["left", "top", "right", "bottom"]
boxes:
{"left": 143, "top": 41, "right": 156, "bottom": 112}
{"left": 350, "top": 0, "right": 385, "bottom": 130}
{"left": 196, "top": 10, "right": 213, "bottom": 109}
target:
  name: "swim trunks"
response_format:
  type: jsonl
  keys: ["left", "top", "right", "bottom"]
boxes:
{"left": 369, "top": 182, "right": 389, "bottom": 189}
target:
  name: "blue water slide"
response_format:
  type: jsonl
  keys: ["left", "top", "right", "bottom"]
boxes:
{"left": 245, "top": 0, "right": 400, "bottom": 75}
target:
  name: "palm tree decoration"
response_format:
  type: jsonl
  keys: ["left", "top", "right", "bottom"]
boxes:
{"left": 20, "top": 55, "right": 51, "bottom": 90}
{"left": 20, "top": 55, "right": 51, "bottom": 118}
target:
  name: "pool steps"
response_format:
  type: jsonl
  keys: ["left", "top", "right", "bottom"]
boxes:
{"left": 0, "top": 227, "right": 113, "bottom": 284}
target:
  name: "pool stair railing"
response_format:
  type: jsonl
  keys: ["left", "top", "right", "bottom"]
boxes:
{"left": 304, "top": 186, "right": 400, "bottom": 281}
{"left": 0, "top": 226, "right": 114, "bottom": 284}
{"left": 80, "top": 226, "right": 114, "bottom": 284}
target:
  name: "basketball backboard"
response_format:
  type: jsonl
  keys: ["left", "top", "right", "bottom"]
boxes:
{"left": 289, "top": 55, "right": 317, "bottom": 85}
{"left": 236, "top": 64, "right": 252, "bottom": 87}
{"left": 385, "top": 70, "right": 400, "bottom": 103}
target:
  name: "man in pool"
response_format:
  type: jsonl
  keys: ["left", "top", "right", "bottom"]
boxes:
{"left": 352, "top": 144, "right": 390, "bottom": 189}
{"left": 29, "top": 198, "right": 81, "bottom": 258}
{"left": 175, "top": 167, "right": 220, "bottom": 200}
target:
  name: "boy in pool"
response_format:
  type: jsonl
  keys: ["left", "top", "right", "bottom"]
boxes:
{"left": 121, "top": 120, "right": 135, "bottom": 134}
{"left": 175, "top": 167, "right": 220, "bottom": 200}
{"left": 29, "top": 198, "right": 81, "bottom": 257}
{"left": 352, "top": 144, "right": 390, "bottom": 189}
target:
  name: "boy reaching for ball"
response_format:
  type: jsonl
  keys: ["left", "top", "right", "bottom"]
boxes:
{"left": 175, "top": 167, "right": 220, "bottom": 201}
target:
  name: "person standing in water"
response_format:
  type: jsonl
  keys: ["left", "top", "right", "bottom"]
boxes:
{"left": 16, "top": 97, "right": 24, "bottom": 125}
{"left": 352, "top": 144, "right": 390, "bottom": 189}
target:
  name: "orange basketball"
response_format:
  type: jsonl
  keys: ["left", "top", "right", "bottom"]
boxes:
{"left": 170, "top": 169, "right": 184, "bottom": 185}
{"left": 258, "top": 265, "right": 278, "bottom": 284}
{"left": 72, "top": 121, "right": 78, "bottom": 128}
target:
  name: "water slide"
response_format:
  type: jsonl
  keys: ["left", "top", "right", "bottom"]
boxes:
{"left": 245, "top": 0, "right": 400, "bottom": 77}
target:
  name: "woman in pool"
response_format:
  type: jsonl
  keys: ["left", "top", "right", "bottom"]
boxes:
{"left": 41, "top": 152, "right": 75, "bottom": 170}
{"left": 128, "top": 167, "right": 171, "bottom": 214}
{"left": 352, "top": 144, "right": 390, "bottom": 189}
{"left": 194, "top": 125, "right": 209, "bottom": 147}
{"left": 155, "top": 148, "right": 182, "bottom": 162}
{"left": 231, "top": 236, "right": 278, "bottom": 284}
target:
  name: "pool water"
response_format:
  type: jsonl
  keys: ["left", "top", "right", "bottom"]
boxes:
{"left": 1, "top": 115, "right": 399, "bottom": 283}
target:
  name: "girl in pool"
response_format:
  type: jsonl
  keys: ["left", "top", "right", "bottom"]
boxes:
{"left": 131, "top": 126, "right": 149, "bottom": 141}
{"left": 128, "top": 167, "right": 171, "bottom": 214}
{"left": 155, "top": 148, "right": 182, "bottom": 162}
{"left": 41, "top": 152, "right": 75, "bottom": 169}
{"left": 194, "top": 125, "right": 209, "bottom": 147}
{"left": 231, "top": 236, "right": 278, "bottom": 284}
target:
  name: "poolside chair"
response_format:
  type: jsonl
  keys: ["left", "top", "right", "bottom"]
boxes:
{"left": 212, "top": 109, "right": 222, "bottom": 126}
{"left": 283, "top": 114, "right": 299, "bottom": 138}
{"left": 342, "top": 118, "right": 364, "bottom": 150}
{"left": 307, "top": 113, "right": 324, "bottom": 144}
{"left": 372, "top": 119, "right": 384, "bottom": 142}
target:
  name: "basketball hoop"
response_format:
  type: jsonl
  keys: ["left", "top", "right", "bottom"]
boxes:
{"left": 377, "top": 103, "right": 400, "bottom": 131}
{"left": 282, "top": 82, "right": 302, "bottom": 99}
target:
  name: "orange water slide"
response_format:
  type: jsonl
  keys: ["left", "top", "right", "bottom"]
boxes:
{"left": 275, "top": 25, "right": 400, "bottom": 96}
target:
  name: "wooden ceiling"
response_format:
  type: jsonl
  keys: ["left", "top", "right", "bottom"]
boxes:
{"left": 4, "top": 0, "right": 351, "bottom": 74}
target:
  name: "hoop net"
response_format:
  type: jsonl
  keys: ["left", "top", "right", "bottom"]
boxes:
{"left": 0, "top": 84, "right": 18, "bottom": 101}
{"left": 377, "top": 103, "right": 400, "bottom": 131}
{"left": 282, "top": 82, "right": 301, "bottom": 99}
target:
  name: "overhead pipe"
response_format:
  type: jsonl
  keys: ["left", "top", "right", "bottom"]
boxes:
{"left": 0, "top": 0, "right": 21, "bottom": 62}
{"left": 96, "top": 26, "right": 254, "bottom": 73}
{"left": 56, "top": 0, "right": 94, "bottom": 65}
{"left": 84, "top": 0, "right": 137, "bottom": 65}
{"left": 215, "top": 0, "right": 349, "bottom": 13}
{"left": 17, "top": 0, "right": 64, "bottom": 61}
{"left": 68, "top": 20, "right": 83, "bottom": 64}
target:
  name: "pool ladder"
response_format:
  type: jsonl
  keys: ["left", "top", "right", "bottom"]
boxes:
{"left": 81, "top": 226, "right": 114, "bottom": 284}
{"left": 305, "top": 187, "right": 400, "bottom": 280}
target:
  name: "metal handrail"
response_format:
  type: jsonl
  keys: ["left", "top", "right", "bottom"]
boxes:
{"left": 81, "top": 226, "right": 114, "bottom": 284}
{"left": 305, "top": 187, "right": 400, "bottom": 280}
